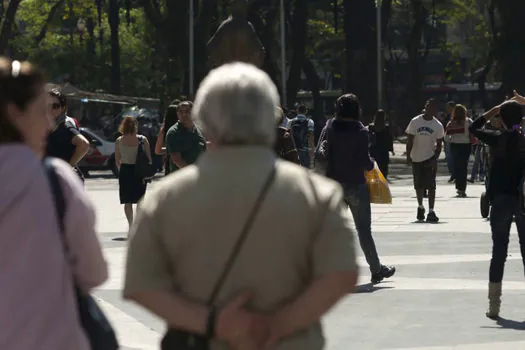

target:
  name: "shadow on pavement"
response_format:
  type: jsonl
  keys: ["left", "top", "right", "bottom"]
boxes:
{"left": 354, "top": 282, "right": 395, "bottom": 294}
{"left": 496, "top": 317, "right": 525, "bottom": 331}
{"left": 410, "top": 221, "right": 449, "bottom": 225}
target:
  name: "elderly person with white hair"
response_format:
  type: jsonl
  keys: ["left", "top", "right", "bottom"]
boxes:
{"left": 123, "top": 62, "right": 358, "bottom": 350}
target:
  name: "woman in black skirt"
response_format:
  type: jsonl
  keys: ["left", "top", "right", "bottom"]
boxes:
{"left": 115, "top": 116, "right": 152, "bottom": 229}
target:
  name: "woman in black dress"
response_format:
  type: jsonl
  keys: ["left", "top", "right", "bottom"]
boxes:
{"left": 115, "top": 116, "right": 152, "bottom": 229}
{"left": 368, "top": 109, "right": 395, "bottom": 178}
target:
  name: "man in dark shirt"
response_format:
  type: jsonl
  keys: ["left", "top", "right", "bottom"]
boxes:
{"left": 46, "top": 89, "right": 89, "bottom": 178}
{"left": 318, "top": 93, "right": 395, "bottom": 284}
{"left": 166, "top": 101, "right": 206, "bottom": 171}
{"left": 469, "top": 99, "right": 525, "bottom": 319}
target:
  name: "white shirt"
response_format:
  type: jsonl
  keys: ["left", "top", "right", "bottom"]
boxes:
{"left": 405, "top": 114, "right": 445, "bottom": 163}
{"left": 447, "top": 118, "right": 473, "bottom": 144}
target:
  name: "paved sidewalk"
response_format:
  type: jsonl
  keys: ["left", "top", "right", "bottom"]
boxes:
{"left": 86, "top": 178, "right": 525, "bottom": 350}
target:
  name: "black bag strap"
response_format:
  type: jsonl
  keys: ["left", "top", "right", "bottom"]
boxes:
{"left": 207, "top": 167, "right": 276, "bottom": 305}
{"left": 43, "top": 157, "right": 66, "bottom": 236}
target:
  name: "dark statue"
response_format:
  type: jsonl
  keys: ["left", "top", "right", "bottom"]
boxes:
{"left": 207, "top": 0, "right": 265, "bottom": 68}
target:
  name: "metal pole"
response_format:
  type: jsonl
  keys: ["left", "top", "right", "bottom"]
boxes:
{"left": 189, "top": 0, "right": 195, "bottom": 98}
{"left": 280, "top": 0, "right": 287, "bottom": 107}
{"left": 376, "top": 1, "right": 383, "bottom": 108}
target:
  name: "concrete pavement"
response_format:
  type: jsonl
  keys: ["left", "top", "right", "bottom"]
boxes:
{"left": 85, "top": 175, "right": 525, "bottom": 350}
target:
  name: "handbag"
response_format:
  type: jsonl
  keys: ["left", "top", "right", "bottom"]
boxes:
{"left": 364, "top": 162, "right": 392, "bottom": 204}
{"left": 135, "top": 136, "right": 156, "bottom": 178}
{"left": 43, "top": 158, "right": 119, "bottom": 350}
{"left": 161, "top": 167, "right": 276, "bottom": 350}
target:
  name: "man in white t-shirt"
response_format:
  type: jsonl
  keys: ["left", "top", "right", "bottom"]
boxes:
{"left": 406, "top": 98, "right": 445, "bottom": 222}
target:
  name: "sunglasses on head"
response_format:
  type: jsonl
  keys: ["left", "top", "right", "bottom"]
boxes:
{"left": 50, "top": 103, "right": 61, "bottom": 110}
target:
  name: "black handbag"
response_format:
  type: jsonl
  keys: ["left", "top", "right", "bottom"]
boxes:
{"left": 161, "top": 167, "right": 276, "bottom": 350}
{"left": 44, "top": 158, "right": 119, "bottom": 350}
{"left": 135, "top": 136, "right": 156, "bottom": 178}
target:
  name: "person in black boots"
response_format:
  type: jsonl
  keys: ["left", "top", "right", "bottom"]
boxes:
{"left": 318, "top": 94, "right": 396, "bottom": 284}
{"left": 470, "top": 96, "right": 525, "bottom": 320}
{"left": 369, "top": 109, "right": 394, "bottom": 179}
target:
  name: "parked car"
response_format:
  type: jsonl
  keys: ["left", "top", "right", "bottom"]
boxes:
{"left": 78, "top": 127, "right": 119, "bottom": 177}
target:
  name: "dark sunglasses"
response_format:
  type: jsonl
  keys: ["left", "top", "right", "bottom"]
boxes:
{"left": 50, "top": 103, "right": 61, "bottom": 110}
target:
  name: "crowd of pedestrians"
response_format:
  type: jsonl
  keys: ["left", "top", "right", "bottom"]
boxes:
{"left": 1, "top": 55, "right": 525, "bottom": 350}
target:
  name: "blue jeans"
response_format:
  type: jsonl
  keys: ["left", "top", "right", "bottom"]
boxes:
{"left": 297, "top": 149, "right": 311, "bottom": 168}
{"left": 343, "top": 184, "right": 382, "bottom": 274}
{"left": 444, "top": 141, "right": 454, "bottom": 176}
{"left": 489, "top": 195, "right": 525, "bottom": 283}
{"left": 470, "top": 144, "right": 486, "bottom": 180}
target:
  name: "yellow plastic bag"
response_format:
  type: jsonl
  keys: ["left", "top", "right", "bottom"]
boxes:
{"left": 365, "top": 163, "right": 392, "bottom": 204}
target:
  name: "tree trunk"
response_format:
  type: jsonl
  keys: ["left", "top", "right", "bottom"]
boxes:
{"left": 343, "top": 0, "right": 376, "bottom": 117}
{"left": 108, "top": 0, "right": 121, "bottom": 94}
{"left": 0, "top": 0, "right": 22, "bottom": 54}
{"left": 303, "top": 59, "right": 323, "bottom": 139}
{"left": 286, "top": 0, "right": 309, "bottom": 107}
{"left": 403, "top": 0, "right": 426, "bottom": 123}
{"left": 494, "top": 0, "right": 525, "bottom": 96}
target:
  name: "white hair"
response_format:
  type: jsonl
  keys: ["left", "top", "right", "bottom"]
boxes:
{"left": 192, "top": 62, "right": 280, "bottom": 146}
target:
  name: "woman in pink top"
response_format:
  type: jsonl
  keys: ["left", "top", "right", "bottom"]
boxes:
{"left": 0, "top": 58, "right": 108, "bottom": 349}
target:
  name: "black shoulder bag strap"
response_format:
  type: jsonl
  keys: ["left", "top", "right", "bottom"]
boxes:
{"left": 43, "top": 157, "right": 119, "bottom": 350}
{"left": 207, "top": 166, "right": 276, "bottom": 304}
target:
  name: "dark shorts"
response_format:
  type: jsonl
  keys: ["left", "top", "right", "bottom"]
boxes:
{"left": 412, "top": 157, "right": 437, "bottom": 190}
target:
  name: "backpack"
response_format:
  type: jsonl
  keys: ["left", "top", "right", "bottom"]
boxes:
{"left": 134, "top": 136, "right": 156, "bottom": 178}
{"left": 43, "top": 158, "right": 119, "bottom": 350}
{"left": 289, "top": 118, "right": 310, "bottom": 150}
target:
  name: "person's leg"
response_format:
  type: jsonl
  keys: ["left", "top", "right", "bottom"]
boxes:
{"left": 426, "top": 159, "right": 439, "bottom": 222}
{"left": 455, "top": 144, "right": 470, "bottom": 194}
{"left": 298, "top": 149, "right": 310, "bottom": 168}
{"left": 513, "top": 201, "right": 525, "bottom": 273}
{"left": 124, "top": 203, "right": 134, "bottom": 228}
{"left": 470, "top": 145, "right": 480, "bottom": 181}
{"left": 445, "top": 141, "right": 454, "bottom": 181}
{"left": 344, "top": 186, "right": 382, "bottom": 274}
{"left": 487, "top": 195, "right": 514, "bottom": 318}
{"left": 412, "top": 162, "right": 425, "bottom": 220}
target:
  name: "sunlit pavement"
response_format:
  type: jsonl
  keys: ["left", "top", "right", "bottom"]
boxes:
{"left": 86, "top": 176, "right": 525, "bottom": 350}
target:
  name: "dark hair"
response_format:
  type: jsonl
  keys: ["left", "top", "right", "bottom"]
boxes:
{"left": 0, "top": 58, "right": 46, "bottom": 144}
{"left": 48, "top": 88, "right": 67, "bottom": 108}
{"left": 164, "top": 104, "right": 179, "bottom": 131}
{"left": 119, "top": 116, "right": 138, "bottom": 134}
{"left": 178, "top": 101, "right": 193, "bottom": 110}
{"left": 500, "top": 101, "right": 523, "bottom": 129}
{"left": 374, "top": 109, "right": 386, "bottom": 121}
{"left": 335, "top": 93, "right": 360, "bottom": 120}
{"left": 297, "top": 104, "right": 307, "bottom": 115}
{"left": 447, "top": 101, "right": 456, "bottom": 108}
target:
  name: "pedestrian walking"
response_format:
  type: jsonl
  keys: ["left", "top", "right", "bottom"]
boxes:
{"left": 470, "top": 95, "right": 525, "bottom": 320}
{"left": 46, "top": 88, "right": 90, "bottom": 182}
{"left": 155, "top": 100, "right": 180, "bottom": 175}
{"left": 406, "top": 98, "right": 445, "bottom": 222}
{"left": 275, "top": 107, "right": 300, "bottom": 164}
{"left": 443, "top": 101, "right": 456, "bottom": 182}
{"left": 0, "top": 58, "right": 107, "bottom": 350}
{"left": 288, "top": 104, "right": 315, "bottom": 168}
{"left": 445, "top": 105, "right": 472, "bottom": 197}
{"left": 115, "top": 116, "right": 152, "bottom": 229}
{"left": 317, "top": 93, "right": 395, "bottom": 283}
{"left": 369, "top": 109, "right": 395, "bottom": 178}
{"left": 165, "top": 100, "right": 206, "bottom": 171}
{"left": 124, "top": 63, "right": 358, "bottom": 350}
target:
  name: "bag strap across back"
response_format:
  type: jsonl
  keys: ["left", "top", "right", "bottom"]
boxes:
{"left": 207, "top": 167, "right": 276, "bottom": 305}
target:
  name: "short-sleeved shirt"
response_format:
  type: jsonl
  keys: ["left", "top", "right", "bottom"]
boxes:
{"left": 405, "top": 115, "right": 444, "bottom": 163}
{"left": 123, "top": 148, "right": 356, "bottom": 350}
{"left": 287, "top": 114, "right": 315, "bottom": 132}
{"left": 46, "top": 121, "right": 80, "bottom": 163}
{"left": 165, "top": 122, "right": 206, "bottom": 171}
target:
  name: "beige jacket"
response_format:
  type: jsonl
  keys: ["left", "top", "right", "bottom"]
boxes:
{"left": 124, "top": 146, "right": 356, "bottom": 350}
